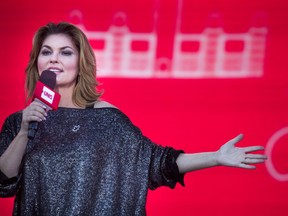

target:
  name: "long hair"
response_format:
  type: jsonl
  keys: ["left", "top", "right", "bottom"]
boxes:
{"left": 25, "top": 22, "right": 102, "bottom": 107}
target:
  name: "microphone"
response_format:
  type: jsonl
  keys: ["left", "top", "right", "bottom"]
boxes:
{"left": 27, "top": 70, "right": 61, "bottom": 140}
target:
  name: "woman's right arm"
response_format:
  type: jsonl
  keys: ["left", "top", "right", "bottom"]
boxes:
{"left": 0, "top": 101, "right": 47, "bottom": 178}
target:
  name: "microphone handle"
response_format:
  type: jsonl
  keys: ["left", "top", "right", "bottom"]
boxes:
{"left": 28, "top": 121, "right": 39, "bottom": 140}
{"left": 27, "top": 99, "right": 53, "bottom": 140}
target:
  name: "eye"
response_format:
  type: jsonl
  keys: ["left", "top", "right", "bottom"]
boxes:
{"left": 61, "top": 50, "right": 73, "bottom": 56}
{"left": 40, "top": 49, "right": 52, "bottom": 56}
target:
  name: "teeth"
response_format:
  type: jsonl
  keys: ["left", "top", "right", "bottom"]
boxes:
{"left": 49, "top": 69, "right": 62, "bottom": 72}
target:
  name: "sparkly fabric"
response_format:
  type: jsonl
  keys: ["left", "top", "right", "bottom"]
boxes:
{"left": 0, "top": 107, "right": 184, "bottom": 215}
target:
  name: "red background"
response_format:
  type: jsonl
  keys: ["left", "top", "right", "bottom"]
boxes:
{"left": 0, "top": 0, "right": 288, "bottom": 215}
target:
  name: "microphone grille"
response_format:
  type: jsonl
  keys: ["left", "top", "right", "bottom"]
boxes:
{"left": 39, "top": 70, "right": 56, "bottom": 90}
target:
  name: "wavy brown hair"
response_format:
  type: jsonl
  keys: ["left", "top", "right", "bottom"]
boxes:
{"left": 25, "top": 22, "right": 102, "bottom": 107}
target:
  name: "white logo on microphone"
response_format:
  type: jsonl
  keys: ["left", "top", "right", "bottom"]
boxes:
{"left": 41, "top": 86, "right": 55, "bottom": 104}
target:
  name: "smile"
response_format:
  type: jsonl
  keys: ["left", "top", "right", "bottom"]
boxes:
{"left": 48, "top": 68, "right": 63, "bottom": 73}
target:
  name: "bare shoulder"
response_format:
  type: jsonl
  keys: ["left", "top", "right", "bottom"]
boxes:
{"left": 93, "top": 100, "right": 118, "bottom": 109}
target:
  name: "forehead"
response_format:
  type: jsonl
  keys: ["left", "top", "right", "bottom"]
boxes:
{"left": 42, "top": 33, "right": 76, "bottom": 49}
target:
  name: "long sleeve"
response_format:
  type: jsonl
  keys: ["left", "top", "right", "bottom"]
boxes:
{"left": 141, "top": 136, "right": 185, "bottom": 190}
{"left": 117, "top": 113, "right": 185, "bottom": 190}
{"left": 0, "top": 112, "right": 22, "bottom": 197}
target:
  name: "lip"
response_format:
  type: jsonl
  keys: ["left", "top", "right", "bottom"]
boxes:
{"left": 47, "top": 67, "right": 64, "bottom": 74}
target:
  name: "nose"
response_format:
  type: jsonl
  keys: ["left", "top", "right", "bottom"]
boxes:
{"left": 50, "top": 52, "right": 59, "bottom": 63}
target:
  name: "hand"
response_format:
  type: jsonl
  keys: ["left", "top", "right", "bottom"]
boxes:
{"left": 21, "top": 101, "right": 48, "bottom": 132}
{"left": 216, "top": 134, "right": 267, "bottom": 169}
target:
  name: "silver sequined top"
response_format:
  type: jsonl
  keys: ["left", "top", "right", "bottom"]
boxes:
{"left": 0, "top": 107, "right": 184, "bottom": 215}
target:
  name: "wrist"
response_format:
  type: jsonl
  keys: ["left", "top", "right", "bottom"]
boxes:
{"left": 213, "top": 151, "right": 221, "bottom": 166}
{"left": 18, "top": 128, "right": 29, "bottom": 138}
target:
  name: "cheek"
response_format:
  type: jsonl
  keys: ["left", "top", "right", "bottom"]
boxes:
{"left": 37, "top": 57, "right": 45, "bottom": 72}
{"left": 66, "top": 59, "right": 79, "bottom": 73}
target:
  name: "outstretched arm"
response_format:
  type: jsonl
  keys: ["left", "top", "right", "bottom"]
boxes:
{"left": 176, "top": 134, "right": 267, "bottom": 174}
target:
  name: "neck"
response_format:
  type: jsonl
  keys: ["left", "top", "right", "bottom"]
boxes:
{"left": 56, "top": 86, "right": 82, "bottom": 109}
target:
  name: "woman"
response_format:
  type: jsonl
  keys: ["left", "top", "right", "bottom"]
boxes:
{"left": 0, "top": 22, "right": 267, "bottom": 215}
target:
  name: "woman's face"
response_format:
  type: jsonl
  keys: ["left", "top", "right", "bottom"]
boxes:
{"left": 37, "top": 33, "right": 79, "bottom": 89}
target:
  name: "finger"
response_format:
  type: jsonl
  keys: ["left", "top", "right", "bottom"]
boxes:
{"left": 234, "top": 134, "right": 243, "bottom": 142}
{"left": 227, "top": 134, "right": 244, "bottom": 146}
{"left": 27, "top": 103, "right": 48, "bottom": 118}
{"left": 28, "top": 115, "right": 44, "bottom": 122}
{"left": 30, "top": 110, "right": 47, "bottom": 121}
{"left": 245, "top": 154, "right": 267, "bottom": 159}
{"left": 24, "top": 109, "right": 46, "bottom": 122}
{"left": 34, "top": 106, "right": 48, "bottom": 117}
{"left": 238, "top": 163, "right": 256, "bottom": 169}
{"left": 31, "top": 100, "right": 46, "bottom": 107}
{"left": 244, "top": 158, "right": 266, "bottom": 164}
{"left": 242, "top": 146, "right": 265, "bottom": 153}
{"left": 30, "top": 102, "right": 48, "bottom": 114}
{"left": 25, "top": 113, "right": 44, "bottom": 122}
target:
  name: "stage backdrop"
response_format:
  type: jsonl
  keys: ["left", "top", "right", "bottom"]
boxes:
{"left": 0, "top": 0, "right": 288, "bottom": 215}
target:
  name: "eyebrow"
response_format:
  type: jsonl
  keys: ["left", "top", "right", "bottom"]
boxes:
{"left": 41, "top": 45, "right": 75, "bottom": 50}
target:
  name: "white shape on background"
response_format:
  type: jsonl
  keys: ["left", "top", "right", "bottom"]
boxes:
{"left": 265, "top": 127, "right": 288, "bottom": 182}
{"left": 69, "top": 0, "right": 267, "bottom": 78}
